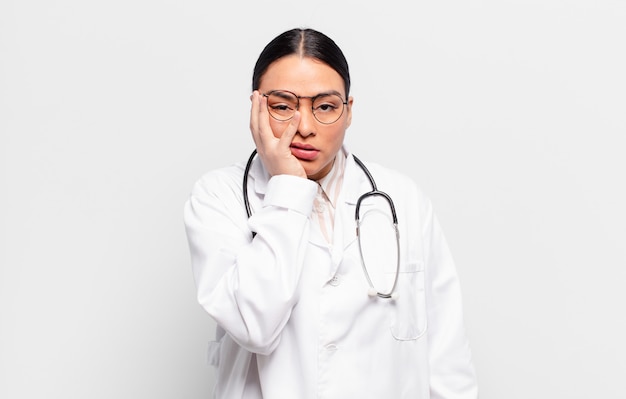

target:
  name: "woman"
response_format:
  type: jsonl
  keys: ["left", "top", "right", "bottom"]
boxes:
{"left": 184, "top": 28, "right": 478, "bottom": 399}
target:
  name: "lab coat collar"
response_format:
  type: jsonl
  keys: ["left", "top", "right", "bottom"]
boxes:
{"left": 335, "top": 148, "right": 374, "bottom": 254}
{"left": 249, "top": 152, "right": 270, "bottom": 196}
{"left": 342, "top": 148, "right": 374, "bottom": 206}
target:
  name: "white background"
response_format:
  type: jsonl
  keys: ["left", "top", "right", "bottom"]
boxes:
{"left": 1, "top": 1, "right": 625, "bottom": 398}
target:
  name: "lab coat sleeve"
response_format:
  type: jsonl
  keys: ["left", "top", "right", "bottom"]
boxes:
{"left": 184, "top": 171, "right": 317, "bottom": 355}
{"left": 422, "top": 199, "right": 479, "bottom": 399}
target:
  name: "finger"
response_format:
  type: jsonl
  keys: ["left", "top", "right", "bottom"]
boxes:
{"left": 256, "top": 97, "right": 279, "bottom": 156}
{"left": 249, "top": 91, "right": 263, "bottom": 147}
{"left": 277, "top": 111, "right": 301, "bottom": 148}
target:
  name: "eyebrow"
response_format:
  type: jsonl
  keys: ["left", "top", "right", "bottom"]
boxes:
{"left": 269, "top": 89, "right": 345, "bottom": 100}
{"left": 308, "top": 90, "right": 344, "bottom": 98}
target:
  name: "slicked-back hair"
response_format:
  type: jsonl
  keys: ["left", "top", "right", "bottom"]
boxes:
{"left": 252, "top": 28, "right": 351, "bottom": 98}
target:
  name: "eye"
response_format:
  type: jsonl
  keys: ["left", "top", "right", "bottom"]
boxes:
{"left": 270, "top": 103, "right": 294, "bottom": 112}
{"left": 266, "top": 91, "right": 298, "bottom": 118}
{"left": 313, "top": 95, "right": 342, "bottom": 113}
{"left": 315, "top": 103, "right": 337, "bottom": 112}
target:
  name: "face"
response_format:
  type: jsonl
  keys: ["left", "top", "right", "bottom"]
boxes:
{"left": 258, "top": 55, "right": 353, "bottom": 181}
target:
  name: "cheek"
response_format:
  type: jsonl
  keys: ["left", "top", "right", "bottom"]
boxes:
{"left": 268, "top": 119, "right": 283, "bottom": 138}
{"left": 328, "top": 125, "right": 347, "bottom": 146}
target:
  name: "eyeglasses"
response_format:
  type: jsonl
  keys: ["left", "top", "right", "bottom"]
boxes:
{"left": 263, "top": 90, "right": 348, "bottom": 125}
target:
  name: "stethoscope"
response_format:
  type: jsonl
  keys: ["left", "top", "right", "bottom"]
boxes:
{"left": 243, "top": 149, "right": 401, "bottom": 299}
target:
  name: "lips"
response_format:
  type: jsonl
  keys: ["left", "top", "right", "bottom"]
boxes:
{"left": 290, "top": 143, "right": 319, "bottom": 161}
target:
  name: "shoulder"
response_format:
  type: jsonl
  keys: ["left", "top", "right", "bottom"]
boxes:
{"left": 353, "top": 157, "right": 428, "bottom": 201}
{"left": 347, "top": 154, "right": 435, "bottom": 225}
{"left": 189, "top": 162, "right": 247, "bottom": 198}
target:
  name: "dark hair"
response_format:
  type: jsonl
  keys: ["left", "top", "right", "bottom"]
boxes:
{"left": 252, "top": 28, "right": 351, "bottom": 97}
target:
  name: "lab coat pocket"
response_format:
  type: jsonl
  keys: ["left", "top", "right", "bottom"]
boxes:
{"left": 389, "top": 261, "right": 427, "bottom": 341}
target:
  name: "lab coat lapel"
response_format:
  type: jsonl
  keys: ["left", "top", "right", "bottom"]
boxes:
{"left": 340, "top": 153, "right": 374, "bottom": 251}
{"left": 250, "top": 156, "right": 270, "bottom": 200}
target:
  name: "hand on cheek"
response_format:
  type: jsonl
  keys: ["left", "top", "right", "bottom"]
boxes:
{"left": 249, "top": 91, "right": 306, "bottom": 178}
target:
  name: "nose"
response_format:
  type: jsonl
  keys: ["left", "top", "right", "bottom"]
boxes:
{"left": 296, "top": 106, "right": 316, "bottom": 137}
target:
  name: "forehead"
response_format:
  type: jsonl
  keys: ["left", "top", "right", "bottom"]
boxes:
{"left": 258, "top": 55, "right": 345, "bottom": 96}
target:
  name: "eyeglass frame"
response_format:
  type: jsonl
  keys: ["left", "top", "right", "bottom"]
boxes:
{"left": 262, "top": 89, "right": 348, "bottom": 125}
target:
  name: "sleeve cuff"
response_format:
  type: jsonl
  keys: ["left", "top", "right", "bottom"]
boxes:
{"left": 263, "top": 175, "right": 318, "bottom": 216}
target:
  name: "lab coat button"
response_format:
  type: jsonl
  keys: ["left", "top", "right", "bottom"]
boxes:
{"left": 315, "top": 203, "right": 326, "bottom": 213}
{"left": 329, "top": 275, "right": 340, "bottom": 286}
{"left": 325, "top": 344, "right": 338, "bottom": 352}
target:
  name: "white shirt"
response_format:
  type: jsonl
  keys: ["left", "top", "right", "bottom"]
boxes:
{"left": 312, "top": 148, "right": 346, "bottom": 243}
{"left": 184, "top": 146, "right": 478, "bottom": 399}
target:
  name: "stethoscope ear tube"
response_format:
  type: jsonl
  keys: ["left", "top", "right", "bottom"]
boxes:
{"left": 356, "top": 216, "right": 401, "bottom": 300}
{"left": 352, "top": 155, "right": 398, "bottom": 224}
{"left": 243, "top": 149, "right": 258, "bottom": 220}
{"left": 354, "top": 190, "right": 398, "bottom": 225}
{"left": 352, "top": 156, "right": 401, "bottom": 300}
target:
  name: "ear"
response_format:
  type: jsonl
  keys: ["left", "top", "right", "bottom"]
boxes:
{"left": 345, "top": 96, "right": 354, "bottom": 128}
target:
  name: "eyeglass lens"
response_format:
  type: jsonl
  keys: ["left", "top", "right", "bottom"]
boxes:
{"left": 265, "top": 91, "right": 345, "bottom": 124}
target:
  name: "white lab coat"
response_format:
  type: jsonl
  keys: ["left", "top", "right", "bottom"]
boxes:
{"left": 184, "top": 146, "right": 478, "bottom": 399}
